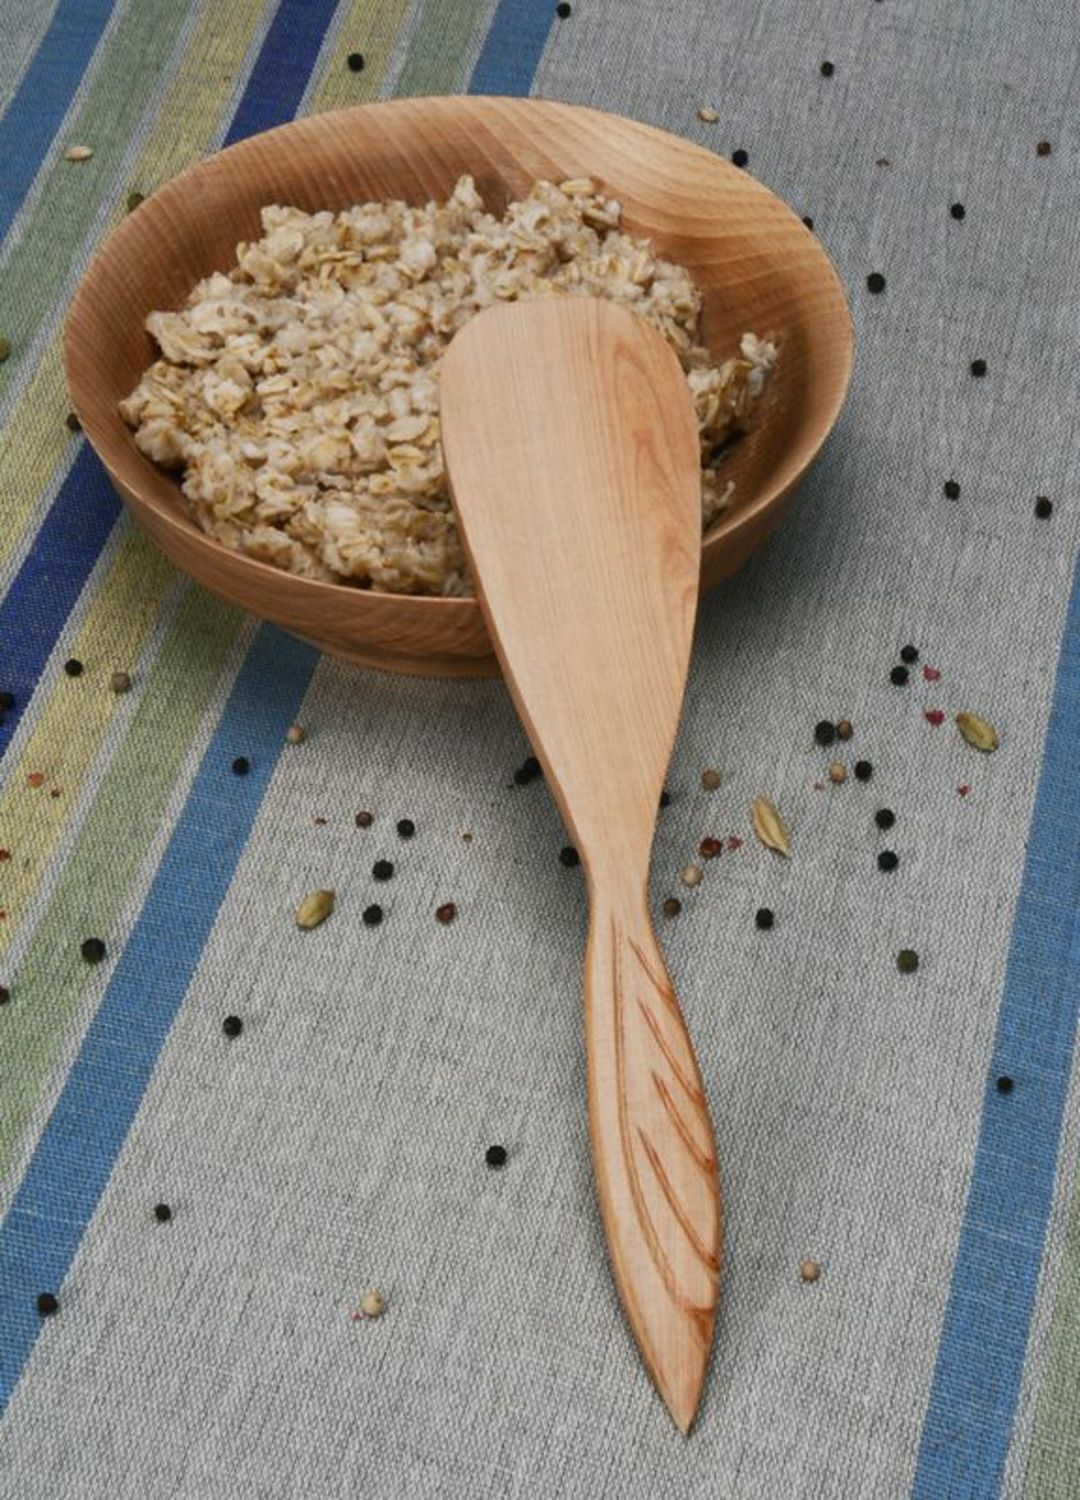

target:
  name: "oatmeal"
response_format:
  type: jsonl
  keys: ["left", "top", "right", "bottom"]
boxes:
{"left": 121, "top": 176, "right": 776, "bottom": 596}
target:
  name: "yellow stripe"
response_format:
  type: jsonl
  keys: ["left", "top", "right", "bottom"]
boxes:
{"left": 309, "top": 0, "right": 414, "bottom": 113}
{"left": 0, "top": 3, "right": 408, "bottom": 950}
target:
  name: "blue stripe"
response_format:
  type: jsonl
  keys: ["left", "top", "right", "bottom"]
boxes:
{"left": 0, "top": 0, "right": 340, "bottom": 763}
{"left": 0, "top": 0, "right": 549, "bottom": 1414}
{"left": 0, "top": 0, "right": 117, "bottom": 244}
{"left": 913, "top": 558, "right": 1080, "bottom": 1498}
{"left": 469, "top": 0, "right": 553, "bottom": 95}
{"left": 0, "top": 626, "right": 317, "bottom": 1407}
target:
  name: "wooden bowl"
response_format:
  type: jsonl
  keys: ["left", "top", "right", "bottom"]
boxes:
{"left": 64, "top": 97, "right": 853, "bottom": 678}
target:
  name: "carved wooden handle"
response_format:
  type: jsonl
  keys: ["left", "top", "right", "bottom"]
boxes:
{"left": 584, "top": 898, "right": 722, "bottom": 1433}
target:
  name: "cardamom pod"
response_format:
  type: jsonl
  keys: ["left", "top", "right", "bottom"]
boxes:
{"left": 296, "top": 888, "right": 335, "bottom": 928}
{"left": 751, "top": 796, "right": 790, "bottom": 856}
{"left": 955, "top": 712, "right": 999, "bottom": 752}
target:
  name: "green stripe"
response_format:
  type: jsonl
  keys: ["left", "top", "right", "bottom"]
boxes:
{"left": 395, "top": 0, "right": 491, "bottom": 95}
{"left": 1024, "top": 1167, "right": 1080, "bottom": 1495}
{"left": 0, "top": 0, "right": 190, "bottom": 399}
{"left": 0, "top": 581, "right": 241, "bottom": 1178}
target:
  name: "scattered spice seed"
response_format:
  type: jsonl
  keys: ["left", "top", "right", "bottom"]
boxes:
{"left": 996, "top": 1075, "right": 1014, "bottom": 1094}
{"left": 836, "top": 719, "right": 853, "bottom": 741}
{"left": 1034, "top": 496, "right": 1053, "bottom": 519}
{"left": 950, "top": 202, "right": 966, "bottom": 220}
{"left": 897, "top": 949, "right": 919, "bottom": 973}
{"left": 662, "top": 897, "right": 682, "bottom": 919}
{"left": 0, "top": 690, "right": 14, "bottom": 710}
{"left": 701, "top": 767, "right": 722, "bottom": 790}
{"left": 922, "top": 665, "right": 941, "bottom": 682}
{"left": 372, "top": 859, "right": 394, "bottom": 880}
{"left": 296, "top": 888, "right": 334, "bottom": 929}
{"left": 28, "top": 772, "right": 45, "bottom": 788}
{"left": 698, "top": 105, "right": 719, "bottom": 123}
{"left": 731, "top": 148, "right": 749, "bottom": 168}
{"left": 36, "top": 1292, "right": 59, "bottom": 1315}
{"left": 699, "top": 836, "right": 723, "bottom": 859}
{"left": 659, "top": 788, "right": 672, "bottom": 809}
{"left": 559, "top": 845, "right": 580, "bottom": 868}
{"left": 556, "top": 1, "right": 572, "bottom": 16}
{"left": 153, "top": 1203, "right": 173, "bottom": 1222}
{"left": 755, "top": 907, "right": 774, "bottom": 930}
{"left": 50, "top": 788, "right": 61, "bottom": 798}
{"left": 956, "top": 711, "right": 999, "bottom": 752}
{"left": 312, "top": 817, "right": 327, "bottom": 827}
{"left": 900, "top": 644, "right": 919, "bottom": 664}
{"left": 461, "top": 831, "right": 473, "bottom": 842}
{"left": 360, "top": 1290, "right": 386, "bottom": 1318}
{"left": 876, "top": 157, "right": 891, "bottom": 168}
{"left": 751, "top": 796, "right": 790, "bottom": 856}
{"left": 222, "top": 1015, "right": 243, "bottom": 1037}
{"left": 81, "top": 937, "right": 106, "bottom": 963}
{"left": 63, "top": 658, "right": 83, "bottom": 677}
{"left": 285, "top": 723, "right": 306, "bottom": 744}
{"left": 512, "top": 755, "right": 542, "bottom": 785}
{"left": 65, "top": 411, "right": 82, "bottom": 433}
{"left": 396, "top": 818, "right": 415, "bottom": 839}
{"left": 231, "top": 756, "right": 250, "bottom": 775}
{"left": 0, "top": 850, "right": 8, "bottom": 862}
{"left": 924, "top": 709, "right": 945, "bottom": 726}
{"left": 875, "top": 808, "right": 896, "bottom": 830}
{"left": 0, "top": 337, "right": 10, "bottom": 363}
{"left": 355, "top": 810, "right": 373, "bottom": 829}
{"left": 814, "top": 719, "right": 836, "bottom": 746}
{"left": 680, "top": 864, "right": 703, "bottom": 888}
{"left": 854, "top": 760, "right": 873, "bottom": 782}
{"left": 970, "top": 358, "right": 987, "bottom": 378}
{"left": 799, "top": 1260, "right": 821, "bottom": 1284}
{"left": 346, "top": 51, "right": 365, "bottom": 71}
{"left": 435, "top": 902, "right": 456, "bottom": 925}
{"left": 362, "top": 904, "right": 383, "bottom": 926}
{"left": 820, "top": 60, "right": 834, "bottom": 76}
{"left": 827, "top": 761, "right": 846, "bottom": 784}
{"left": 0, "top": 984, "right": 10, "bottom": 1005}
{"left": 64, "top": 145, "right": 93, "bottom": 161}
{"left": 727, "top": 835, "right": 743, "bottom": 851}
{"left": 485, "top": 1145, "right": 507, "bottom": 1168}
{"left": 802, "top": 216, "right": 814, "bottom": 231}
{"left": 126, "top": 190, "right": 144, "bottom": 213}
{"left": 878, "top": 850, "right": 899, "bottom": 872}
{"left": 944, "top": 480, "right": 960, "bottom": 500}
{"left": 958, "top": 784, "right": 971, "bottom": 797}
{"left": 866, "top": 272, "right": 886, "bottom": 294}
{"left": 1036, "top": 140, "right": 1051, "bottom": 156}
{"left": 110, "top": 670, "right": 132, "bottom": 693}
{"left": 890, "top": 665, "right": 909, "bottom": 686}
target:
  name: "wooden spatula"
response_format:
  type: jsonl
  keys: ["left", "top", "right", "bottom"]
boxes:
{"left": 440, "top": 296, "right": 722, "bottom": 1433}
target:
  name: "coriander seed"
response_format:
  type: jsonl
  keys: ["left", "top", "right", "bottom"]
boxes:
{"left": 285, "top": 723, "right": 306, "bottom": 744}
{"left": 799, "top": 1260, "right": 821, "bottom": 1283}
{"left": 827, "top": 761, "right": 846, "bottom": 784}
{"left": 680, "top": 864, "right": 702, "bottom": 888}
{"left": 360, "top": 1290, "right": 386, "bottom": 1318}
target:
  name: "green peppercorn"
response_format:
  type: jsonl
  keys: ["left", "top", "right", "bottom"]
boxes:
{"left": 897, "top": 949, "right": 919, "bottom": 973}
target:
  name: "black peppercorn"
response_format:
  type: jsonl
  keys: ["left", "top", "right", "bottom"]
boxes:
{"left": 485, "top": 1144, "right": 508, "bottom": 1167}
{"left": 65, "top": 411, "right": 82, "bottom": 433}
{"left": 396, "top": 818, "right": 415, "bottom": 839}
{"left": 512, "top": 755, "right": 542, "bottom": 786}
{"left": 878, "top": 850, "right": 899, "bottom": 871}
{"left": 996, "top": 1075, "right": 1014, "bottom": 1094}
{"left": 814, "top": 720, "right": 836, "bottom": 746}
{"left": 731, "top": 148, "right": 749, "bottom": 168}
{"left": 854, "top": 760, "right": 873, "bottom": 782}
{"left": 559, "top": 845, "right": 580, "bottom": 868}
{"left": 944, "top": 480, "right": 960, "bottom": 500}
{"left": 875, "top": 807, "right": 896, "bottom": 830}
{"left": 231, "top": 756, "right": 250, "bottom": 776}
{"left": 556, "top": 1, "right": 572, "bottom": 15}
{"left": 802, "top": 216, "right": 814, "bottom": 231}
{"left": 81, "top": 937, "right": 106, "bottom": 963}
{"left": 346, "top": 51, "right": 365, "bottom": 71}
{"left": 36, "top": 1292, "right": 58, "bottom": 1316}
{"left": 0, "top": 690, "right": 14, "bottom": 710}
{"left": 970, "top": 359, "right": 987, "bottom": 377}
{"left": 1034, "top": 496, "right": 1053, "bottom": 519}
{"left": 950, "top": 202, "right": 965, "bottom": 220}
{"left": 897, "top": 949, "right": 919, "bottom": 973}
{"left": 1036, "top": 140, "right": 1051, "bottom": 156}
{"left": 372, "top": 859, "right": 394, "bottom": 880}
{"left": 0, "top": 984, "right": 10, "bottom": 1005}
{"left": 890, "top": 665, "right": 909, "bottom": 686}
{"left": 900, "top": 644, "right": 919, "bottom": 664}
{"left": 63, "top": 658, "right": 83, "bottom": 677}
{"left": 222, "top": 1015, "right": 243, "bottom": 1038}
{"left": 755, "top": 907, "right": 774, "bottom": 930}
{"left": 659, "top": 788, "right": 671, "bottom": 808}
{"left": 362, "top": 904, "right": 383, "bottom": 926}
{"left": 866, "top": 272, "right": 886, "bottom": 294}
{"left": 153, "top": 1203, "right": 173, "bottom": 1222}
{"left": 820, "top": 60, "right": 834, "bottom": 76}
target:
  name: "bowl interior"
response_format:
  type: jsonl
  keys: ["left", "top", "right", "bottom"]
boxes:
{"left": 65, "top": 97, "right": 852, "bottom": 662}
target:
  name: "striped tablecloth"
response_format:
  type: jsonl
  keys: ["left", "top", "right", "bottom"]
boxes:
{"left": 1, "top": 3, "right": 1078, "bottom": 1496}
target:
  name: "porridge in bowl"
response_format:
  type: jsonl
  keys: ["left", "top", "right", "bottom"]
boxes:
{"left": 121, "top": 175, "right": 775, "bottom": 596}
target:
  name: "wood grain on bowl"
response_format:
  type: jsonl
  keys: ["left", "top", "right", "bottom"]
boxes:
{"left": 64, "top": 96, "right": 853, "bottom": 678}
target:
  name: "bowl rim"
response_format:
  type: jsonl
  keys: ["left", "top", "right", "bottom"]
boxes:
{"left": 65, "top": 94, "right": 854, "bottom": 615}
